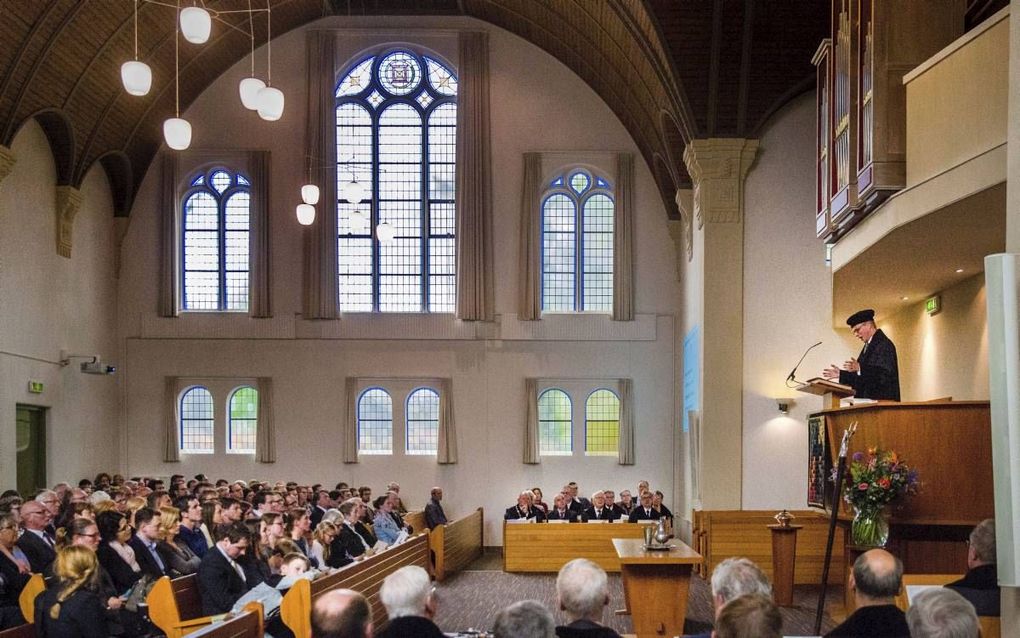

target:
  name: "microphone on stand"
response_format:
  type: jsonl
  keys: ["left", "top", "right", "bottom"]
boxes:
{"left": 786, "top": 341, "right": 823, "bottom": 387}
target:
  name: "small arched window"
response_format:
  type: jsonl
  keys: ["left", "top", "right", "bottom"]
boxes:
{"left": 357, "top": 388, "right": 393, "bottom": 454}
{"left": 182, "top": 168, "right": 251, "bottom": 311}
{"left": 406, "top": 387, "right": 439, "bottom": 455}
{"left": 227, "top": 386, "right": 258, "bottom": 454}
{"left": 538, "top": 389, "right": 572, "bottom": 456}
{"left": 541, "top": 169, "right": 614, "bottom": 312}
{"left": 585, "top": 389, "right": 620, "bottom": 455}
{"left": 179, "top": 386, "right": 214, "bottom": 453}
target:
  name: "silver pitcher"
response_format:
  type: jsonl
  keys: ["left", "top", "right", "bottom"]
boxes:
{"left": 654, "top": 517, "right": 670, "bottom": 545}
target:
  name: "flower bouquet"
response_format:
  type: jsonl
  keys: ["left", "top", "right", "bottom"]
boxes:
{"left": 839, "top": 448, "right": 918, "bottom": 547}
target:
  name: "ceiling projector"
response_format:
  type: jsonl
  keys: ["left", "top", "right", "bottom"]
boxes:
{"left": 81, "top": 357, "right": 116, "bottom": 375}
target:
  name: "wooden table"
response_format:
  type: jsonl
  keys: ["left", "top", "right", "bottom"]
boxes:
{"left": 503, "top": 521, "right": 647, "bottom": 572}
{"left": 613, "top": 538, "right": 702, "bottom": 637}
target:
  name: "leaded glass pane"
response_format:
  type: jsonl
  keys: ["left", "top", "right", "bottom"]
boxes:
{"left": 378, "top": 51, "right": 422, "bottom": 95}
{"left": 180, "top": 387, "right": 214, "bottom": 453}
{"left": 336, "top": 57, "right": 374, "bottom": 97}
{"left": 406, "top": 388, "right": 439, "bottom": 455}
{"left": 210, "top": 170, "right": 231, "bottom": 194}
{"left": 358, "top": 388, "right": 392, "bottom": 454}
{"left": 538, "top": 389, "right": 572, "bottom": 455}
{"left": 184, "top": 192, "right": 218, "bottom": 229}
{"left": 585, "top": 389, "right": 619, "bottom": 455}
{"left": 542, "top": 194, "right": 576, "bottom": 311}
{"left": 569, "top": 172, "right": 590, "bottom": 194}
{"left": 228, "top": 386, "right": 257, "bottom": 453}
{"left": 182, "top": 171, "right": 250, "bottom": 312}
{"left": 425, "top": 57, "right": 458, "bottom": 96}
{"left": 582, "top": 193, "right": 613, "bottom": 312}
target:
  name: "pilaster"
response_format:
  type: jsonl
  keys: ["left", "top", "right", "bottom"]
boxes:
{"left": 55, "top": 185, "right": 82, "bottom": 258}
{"left": 0, "top": 145, "right": 15, "bottom": 185}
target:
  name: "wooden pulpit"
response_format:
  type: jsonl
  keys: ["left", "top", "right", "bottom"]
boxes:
{"left": 796, "top": 377, "right": 855, "bottom": 409}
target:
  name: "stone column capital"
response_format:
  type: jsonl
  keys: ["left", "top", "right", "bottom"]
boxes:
{"left": 0, "top": 145, "right": 16, "bottom": 185}
{"left": 670, "top": 188, "right": 694, "bottom": 265}
{"left": 55, "top": 185, "right": 83, "bottom": 258}
{"left": 683, "top": 138, "right": 759, "bottom": 226}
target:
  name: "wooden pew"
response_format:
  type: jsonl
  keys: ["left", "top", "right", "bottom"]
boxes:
{"left": 893, "top": 574, "right": 1000, "bottom": 638}
{"left": 402, "top": 510, "right": 426, "bottom": 535}
{"left": 18, "top": 573, "right": 44, "bottom": 625}
{"left": 433, "top": 508, "right": 483, "bottom": 582}
{"left": 147, "top": 574, "right": 222, "bottom": 638}
{"left": 280, "top": 531, "right": 430, "bottom": 638}
{"left": 184, "top": 603, "right": 264, "bottom": 638}
{"left": 0, "top": 624, "right": 34, "bottom": 638}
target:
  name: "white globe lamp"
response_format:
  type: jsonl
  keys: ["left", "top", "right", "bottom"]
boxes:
{"left": 301, "top": 184, "right": 320, "bottom": 205}
{"left": 163, "top": 117, "right": 192, "bottom": 150}
{"left": 376, "top": 222, "right": 396, "bottom": 243}
{"left": 180, "top": 7, "right": 212, "bottom": 44}
{"left": 239, "top": 77, "right": 266, "bottom": 110}
{"left": 256, "top": 86, "right": 285, "bottom": 121}
{"left": 296, "top": 204, "right": 316, "bottom": 226}
{"left": 121, "top": 60, "right": 152, "bottom": 96}
{"left": 343, "top": 179, "right": 368, "bottom": 203}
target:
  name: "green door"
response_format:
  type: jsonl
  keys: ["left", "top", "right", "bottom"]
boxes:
{"left": 15, "top": 405, "right": 46, "bottom": 496}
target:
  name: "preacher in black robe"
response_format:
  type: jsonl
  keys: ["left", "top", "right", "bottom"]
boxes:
{"left": 824, "top": 309, "right": 900, "bottom": 401}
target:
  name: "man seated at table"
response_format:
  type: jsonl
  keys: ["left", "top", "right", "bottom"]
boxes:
{"left": 627, "top": 491, "right": 659, "bottom": 522}
{"left": 602, "top": 491, "right": 625, "bottom": 519}
{"left": 945, "top": 518, "right": 999, "bottom": 616}
{"left": 583, "top": 491, "right": 619, "bottom": 522}
{"left": 546, "top": 495, "right": 576, "bottom": 522}
{"left": 825, "top": 549, "right": 909, "bottom": 638}
{"left": 682, "top": 557, "right": 772, "bottom": 638}
{"left": 555, "top": 558, "right": 622, "bottom": 638}
{"left": 505, "top": 491, "right": 545, "bottom": 522}
{"left": 617, "top": 490, "right": 634, "bottom": 515}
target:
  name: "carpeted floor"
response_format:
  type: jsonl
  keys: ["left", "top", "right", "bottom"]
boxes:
{"left": 432, "top": 549, "right": 843, "bottom": 636}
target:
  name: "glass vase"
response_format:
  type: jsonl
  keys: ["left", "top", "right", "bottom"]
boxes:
{"left": 851, "top": 507, "right": 889, "bottom": 547}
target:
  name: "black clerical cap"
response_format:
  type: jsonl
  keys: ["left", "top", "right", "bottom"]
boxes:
{"left": 846, "top": 309, "right": 875, "bottom": 326}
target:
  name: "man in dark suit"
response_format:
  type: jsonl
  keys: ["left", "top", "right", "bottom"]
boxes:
{"left": 15, "top": 501, "right": 56, "bottom": 573}
{"left": 602, "top": 491, "right": 626, "bottom": 519}
{"left": 823, "top": 308, "right": 901, "bottom": 401}
{"left": 825, "top": 549, "right": 909, "bottom": 637}
{"left": 627, "top": 491, "right": 659, "bottom": 522}
{"left": 423, "top": 487, "right": 448, "bottom": 530}
{"left": 376, "top": 565, "right": 444, "bottom": 638}
{"left": 946, "top": 518, "right": 1000, "bottom": 616}
{"left": 547, "top": 495, "right": 576, "bottom": 522}
{"left": 198, "top": 522, "right": 252, "bottom": 615}
{"left": 583, "top": 492, "right": 619, "bottom": 522}
{"left": 309, "top": 490, "right": 332, "bottom": 530}
{"left": 128, "top": 507, "right": 170, "bottom": 579}
{"left": 555, "top": 559, "right": 622, "bottom": 638}
{"left": 504, "top": 491, "right": 545, "bottom": 521}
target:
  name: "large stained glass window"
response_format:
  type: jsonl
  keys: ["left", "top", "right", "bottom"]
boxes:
{"left": 585, "top": 389, "right": 620, "bottom": 455}
{"left": 227, "top": 386, "right": 258, "bottom": 454}
{"left": 541, "top": 169, "right": 614, "bottom": 312}
{"left": 538, "top": 389, "right": 572, "bottom": 455}
{"left": 180, "top": 386, "right": 214, "bottom": 453}
{"left": 406, "top": 387, "right": 439, "bottom": 455}
{"left": 336, "top": 49, "right": 458, "bottom": 312}
{"left": 181, "top": 169, "right": 250, "bottom": 311}
{"left": 357, "top": 388, "right": 393, "bottom": 454}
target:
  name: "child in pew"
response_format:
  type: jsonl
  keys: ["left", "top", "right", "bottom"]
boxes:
{"left": 232, "top": 553, "right": 316, "bottom": 638}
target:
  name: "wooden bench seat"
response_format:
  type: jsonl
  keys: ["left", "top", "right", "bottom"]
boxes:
{"left": 184, "top": 603, "right": 263, "bottom": 638}
{"left": 433, "top": 508, "right": 483, "bottom": 582}
{"left": 147, "top": 574, "right": 222, "bottom": 638}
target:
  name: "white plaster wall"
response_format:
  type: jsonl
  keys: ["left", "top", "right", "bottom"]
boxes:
{"left": 0, "top": 120, "right": 120, "bottom": 487}
{"left": 117, "top": 16, "right": 682, "bottom": 544}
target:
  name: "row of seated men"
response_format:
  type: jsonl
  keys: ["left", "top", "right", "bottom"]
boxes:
{"left": 0, "top": 473, "right": 446, "bottom": 634}
{"left": 504, "top": 481, "right": 673, "bottom": 523}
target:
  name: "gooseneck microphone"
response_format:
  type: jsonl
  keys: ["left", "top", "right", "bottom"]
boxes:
{"left": 786, "top": 341, "right": 823, "bottom": 387}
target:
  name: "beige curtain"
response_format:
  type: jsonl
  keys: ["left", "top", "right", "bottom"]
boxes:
{"left": 248, "top": 151, "right": 272, "bottom": 318}
{"left": 518, "top": 153, "right": 543, "bottom": 320}
{"left": 163, "top": 377, "right": 180, "bottom": 462}
{"left": 255, "top": 377, "right": 276, "bottom": 462}
{"left": 613, "top": 153, "right": 635, "bottom": 321}
{"left": 343, "top": 377, "right": 359, "bottom": 463}
{"left": 524, "top": 378, "right": 540, "bottom": 464}
{"left": 455, "top": 31, "right": 495, "bottom": 321}
{"left": 158, "top": 154, "right": 179, "bottom": 317}
{"left": 617, "top": 378, "right": 635, "bottom": 465}
{"left": 437, "top": 378, "right": 458, "bottom": 464}
{"left": 302, "top": 30, "right": 339, "bottom": 319}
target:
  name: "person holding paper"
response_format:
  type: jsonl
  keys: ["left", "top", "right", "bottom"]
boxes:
{"left": 504, "top": 491, "right": 545, "bottom": 522}
{"left": 822, "top": 309, "right": 900, "bottom": 401}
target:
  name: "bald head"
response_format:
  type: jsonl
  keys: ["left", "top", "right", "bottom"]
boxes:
{"left": 312, "top": 589, "right": 372, "bottom": 638}
{"left": 852, "top": 549, "right": 903, "bottom": 602}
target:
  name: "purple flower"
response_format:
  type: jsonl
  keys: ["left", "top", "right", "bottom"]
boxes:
{"left": 852, "top": 452, "right": 864, "bottom": 462}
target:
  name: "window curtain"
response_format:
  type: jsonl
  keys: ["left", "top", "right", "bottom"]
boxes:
{"left": 248, "top": 151, "right": 272, "bottom": 318}
{"left": 617, "top": 378, "right": 635, "bottom": 465}
{"left": 255, "top": 377, "right": 276, "bottom": 462}
{"left": 518, "top": 153, "right": 543, "bottom": 320}
{"left": 158, "top": 155, "right": 180, "bottom": 317}
{"left": 455, "top": 31, "right": 495, "bottom": 321}
{"left": 163, "top": 377, "right": 180, "bottom": 462}
{"left": 437, "top": 378, "right": 457, "bottom": 464}
{"left": 343, "top": 377, "right": 358, "bottom": 463}
{"left": 613, "top": 154, "right": 635, "bottom": 321}
{"left": 302, "top": 30, "right": 339, "bottom": 319}
{"left": 524, "top": 378, "right": 540, "bottom": 464}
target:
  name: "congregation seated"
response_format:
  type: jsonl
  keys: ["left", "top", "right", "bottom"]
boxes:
{"left": 582, "top": 491, "right": 620, "bottom": 522}
{"left": 34, "top": 546, "right": 107, "bottom": 638}
{"left": 504, "top": 491, "right": 546, "bottom": 522}
{"left": 945, "top": 518, "right": 999, "bottom": 616}
{"left": 682, "top": 556, "right": 772, "bottom": 638}
{"left": 493, "top": 599, "right": 556, "bottom": 638}
{"left": 825, "top": 548, "right": 909, "bottom": 638}
{"left": 376, "top": 565, "right": 444, "bottom": 638}
{"left": 906, "top": 587, "right": 979, "bottom": 638}
{"left": 0, "top": 512, "right": 31, "bottom": 629}
{"left": 128, "top": 507, "right": 171, "bottom": 580}
{"left": 423, "top": 487, "right": 448, "bottom": 530}
{"left": 311, "top": 588, "right": 372, "bottom": 638}
{"left": 546, "top": 494, "right": 579, "bottom": 522}
{"left": 373, "top": 493, "right": 409, "bottom": 546}
{"left": 626, "top": 491, "right": 660, "bottom": 522}
{"left": 554, "top": 558, "right": 622, "bottom": 638}
{"left": 197, "top": 521, "right": 253, "bottom": 615}
{"left": 714, "top": 594, "right": 782, "bottom": 638}
{"left": 95, "top": 510, "right": 144, "bottom": 594}
{"left": 15, "top": 499, "right": 56, "bottom": 574}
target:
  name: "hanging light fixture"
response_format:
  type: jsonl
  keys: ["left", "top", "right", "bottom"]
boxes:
{"left": 238, "top": 0, "right": 265, "bottom": 109}
{"left": 296, "top": 203, "right": 316, "bottom": 226}
{"left": 376, "top": 222, "right": 396, "bottom": 243}
{"left": 350, "top": 209, "right": 368, "bottom": 232}
{"left": 301, "top": 184, "right": 320, "bottom": 205}
{"left": 121, "top": 1, "right": 152, "bottom": 96}
{"left": 257, "top": 1, "right": 284, "bottom": 121}
{"left": 342, "top": 179, "right": 368, "bottom": 203}
{"left": 180, "top": 5, "right": 212, "bottom": 44}
{"left": 163, "top": 4, "right": 191, "bottom": 150}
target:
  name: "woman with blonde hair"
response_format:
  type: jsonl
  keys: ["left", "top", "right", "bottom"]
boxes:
{"left": 123, "top": 497, "right": 146, "bottom": 528}
{"left": 156, "top": 506, "right": 200, "bottom": 576}
{"left": 309, "top": 521, "right": 338, "bottom": 570}
{"left": 34, "top": 545, "right": 106, "bottom": 637}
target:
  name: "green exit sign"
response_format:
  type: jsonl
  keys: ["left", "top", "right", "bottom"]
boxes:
{"left": 926, "top": 295, "right": 942, "bottom": 316}
{"left": 27, "top": 380, "right": 44, "bottom": 394}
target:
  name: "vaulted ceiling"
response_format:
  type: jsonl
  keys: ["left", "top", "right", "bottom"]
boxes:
{"left": 0, "top": 1, "right": 1001, "bottom": 218}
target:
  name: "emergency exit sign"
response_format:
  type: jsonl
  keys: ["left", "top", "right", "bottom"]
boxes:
{"left": 27, "top": 380, "right": 44, "bottom": 394}
{"left": 926, "top": 295, "right": 942, "bottom": 316}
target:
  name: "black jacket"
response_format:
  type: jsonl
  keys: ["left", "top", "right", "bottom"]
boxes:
{"left": 15, "top": 530, "right": 56, "bottom": 574}
{"left": 377, "top": 615, "right": 445, "bottom": 638}
{"left": 504, "top": 505, "right": 545, "bottom": 522}
{"left": 197, "top": 547, "right": 249, "bottom": 615}
{"left": 96, "top": 543, "right": 141, "bottom": 595}
{"left": 583, "top": 506, "right": 620, "bottom": 522}
{"left": 555, "top": 619, "right": 623, "bottom": 638}
{"left": 628, "top": 507, "right": 661, "bottom": 522}
{"left": 0, "top": 551, "right": 31, "bottom": 608}
{"left": 34, "top": 587, "right": 107, "bottom": 638}
{"left": 126, "top": 536, "right": 168, "bottom": 580}
{"left": 839, "top": 329, "right": 900, "bottom": 401}
{"left": 947, "top": 564, "right": 1000, "bottom": 616}
{"left": 824, "top": 604, "right": 909, "bottom": 637}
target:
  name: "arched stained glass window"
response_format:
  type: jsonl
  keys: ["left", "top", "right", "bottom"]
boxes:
{"left": 358, "top": 388, "right": 393, "bottom": 454}
{"left": 336, "top": 49, "right": 458, "bottom": 313}
{"left": 228, "top": 386, "right": 258, "bottom": 454}
{"left": 538, "top": 389, "right": 572, "bottom": 455}
{"left": 406, "top": 387, "right": 439, "bottom": 455}
{"left": 541, "top": 169, "right": 614, "bottom": 312}
{"left": 182, "top": 168, "right": 250, "bottom": 311}
{"left": 180, "top": 386, "right": 214, "bottom": 453}
{"left": 585, "top": 389, "right": 620, "bottom": 455}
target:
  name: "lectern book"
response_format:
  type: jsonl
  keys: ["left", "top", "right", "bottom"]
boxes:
{"left": 798, "top": 378, "right": 854, "bottom": 395}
